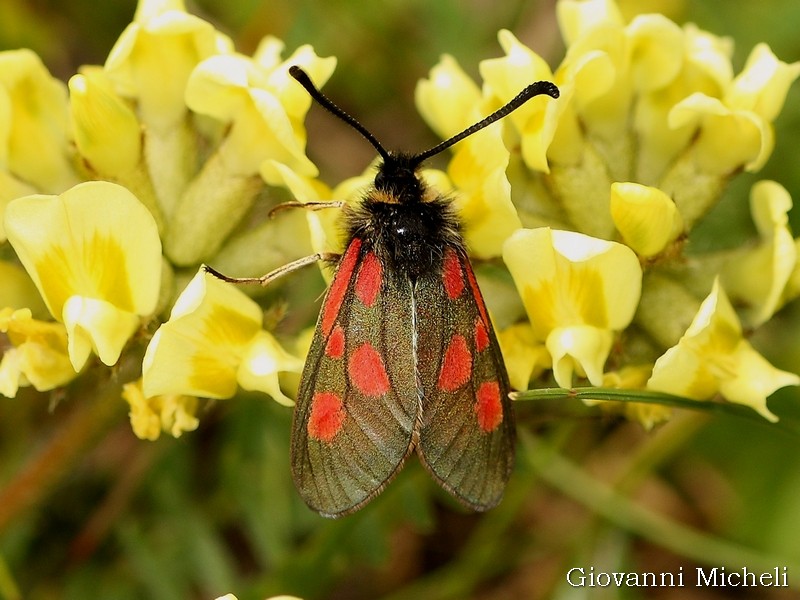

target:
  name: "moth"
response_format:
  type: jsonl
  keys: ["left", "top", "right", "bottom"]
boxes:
{"left": 208, "top": 66, "right": 558, "bottom": 517}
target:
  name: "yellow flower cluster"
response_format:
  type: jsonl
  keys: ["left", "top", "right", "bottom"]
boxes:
{"left": 415, "top": 0, "right": 800, "bottom": 424}
{"left": 1, "top": 0, "right": 798, "bottom": 439}
{"left": 0, "top": 0, "right": 330, "bottom": 437}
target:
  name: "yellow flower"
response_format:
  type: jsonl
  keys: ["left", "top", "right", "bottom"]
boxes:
{"left": 165, "top": 45, "right": 335, "bottom": 265}
{"left": 0, "top": 308, "right": 77, "bottom": 397}
{"left": 661, "top": 44, "right": 798, "bottom": 225}
{"left": 609, "top": 181, "right": 683, "bottom": 257}
{"left": 0, "top": 49, "right": 78, "bottom": 194}
{"left": 647, "top": 279, "right": 799, "bottom": 421}
{"left": 142, "top": 270, "right": 303, "bottom": 405}
{"left": 122, "top": 379, "right": 199, "bottom": 440}
{"left": 503, "top": 227, "right": 642, "bottom": 388}
{"left": 103, "top": 0, "right": 234, "bottom": 222}
{"left": 416, "top": 54, "right": 482, "bottom": 140}
{"left": 721, "top": 181, "right": 797, "bottom": 327}
{"left": 497, "top": 323, "right": 552, "bottom": 390}
{"left": 69, "top": 69, "right": 142, "bottom": 178}
{"left": 479, "top": 30, "right": 561, "bottom": 174}
{"left": 185, "top": 49, "right": 333, "bottom": 178}
{"left": 725, "top": 43, "right": 800, "bottom": 124}
{"left": 104, "top": 0, "right": 232, "bottom": 131}
{"left": 634, "top": 23, "right": 734, "bottom": 185}
{"left": 446, "top": 125, "right": 522, "bottom": 258}
{"left": 4, "top": 181, "right": 162, "bottom": 370}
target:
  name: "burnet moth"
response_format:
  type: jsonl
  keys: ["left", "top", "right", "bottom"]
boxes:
{"left": 207, "top": 66, "right": 559, "bottom": 517}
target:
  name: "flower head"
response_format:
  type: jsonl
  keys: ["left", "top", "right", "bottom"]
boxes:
{"left": 647, "top": 279, "right": 799, "bottom": 421}
{"left": 503, "top": 228, "right": 642, "bottom": 388}
{"left": 0, "top": 49, "right": 78, "bottom": 194}
{"left": 4, "top": 181, "right": 162, "bottom": 370}
{"left": 123, "top": 380, "right": 199, "bottom": 440}
{"left": 721, "top": 181, "right": 798, "bottom": 327}
{"left": 104, "top": 0, "right": 233, "bottom": 130}
{"left": 0, "top": 308, "right": 77, "bottom": 397}
{"left": 143, "top": 270, "right": 303, "bottom": 405}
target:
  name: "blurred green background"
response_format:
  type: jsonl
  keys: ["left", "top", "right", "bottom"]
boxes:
{"left": 2, "top": 1, "right": 800, "bottom": 599}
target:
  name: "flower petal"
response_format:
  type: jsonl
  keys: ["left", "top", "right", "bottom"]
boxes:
{"left": 448, "top": 126, "right": 521, "bottom": 257}
{"left": 610, "top": 182, "right": 683, "bottom": 257}
{"left": 0, "top": 49, "right": 77, "bottom": 192}
{"left": 62, "top": 296, "right": 141, "bottom": 369}
{"left": 647, "top": 279, "right": 798, "bottom": 420}
{"left": 504, "top": 227, "right": 641, "bottom": 386}
{"left": 0, "top": 308, "right": 77, "bottom": 395}
{"left": 237, "top": 330, "right": 304, "bottom": 406}
{"left": 416, "top": 54, "right": 482, "bottom": 140}
{"left": 497, "top": 323, "right": 551, "bottom": 390}
{"left": 123, "top": 379, "right": 199, "bottom": 440}
{"left": 4, "top": 181, "right": 162, "bottom": 322}
{"left": 143, "top": 270, "right": 300, "bottom": 405}
{"left": 722, "top": 181, "right": 797, "bottom": 326}
{"left": 547, "top": 325, "right": 613, "bottom": 387}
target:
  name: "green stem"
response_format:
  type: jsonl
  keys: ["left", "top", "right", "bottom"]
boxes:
{"left": 514, "top": 387, "right": 800, "bottom": 436}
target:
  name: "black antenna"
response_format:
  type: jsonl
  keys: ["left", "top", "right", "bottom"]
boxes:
{"left": 290, "top": 65, "right": 560, "bottom": 166}
{"left": 413, "top": 80, "right": 560, "bottom": 164}
{"left": 289, "top": 66, "right": 391, "bottom": 162}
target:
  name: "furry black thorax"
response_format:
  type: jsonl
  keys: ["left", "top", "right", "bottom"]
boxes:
{"left": 344, "top": 152, "right": 464, "bottom": 283}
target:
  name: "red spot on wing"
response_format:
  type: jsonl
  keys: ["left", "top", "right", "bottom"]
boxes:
{"left": 437, "top": 334, "right": 472, "bottom": 392}
{"left": 442, "top": 249, "right": 464, "bottom": 300}
{"left": 325, "top": 324, "right": 345, "bottom": 358}
{"left": 475, "top": 317, "right": 489, "bottom": 352}
{"left": 355, "top": 251, "right": 382, "bottom": 307}
{"left": 475, "top": 381, "right": 503, "bottom": 432}
{"left": 348, "top": 343, "right": 390, "bottom": 397}
{"left": 321, "top": 239, "right": 362, "bottom": 336}
{"left": 308, "top": 392, "right": 346, "bottom": 442}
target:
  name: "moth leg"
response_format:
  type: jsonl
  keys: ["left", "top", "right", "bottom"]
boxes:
{"left": 204, "top": 252, "right": 340, "bottom": 287}
{"left": 269, "top": 200, "right": 345, "bottom": 219}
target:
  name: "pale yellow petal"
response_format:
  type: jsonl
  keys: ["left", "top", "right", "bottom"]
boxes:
{"left": 497, "top": 323, "right": 551, "bottom": 390}
{"left": 4, "top": 181, "right": 162, "bottom": 320}
{"left": 0, "top": 49, "right": 77, "bottom": 192}
{"left": 647, "top": 344, "right": 718, "bottom": 399}
{"left": 448, "top": 127, "right": 520, "bottom": 258}
{"left": 625, "top": 13, "right": 684, "bottom": 91}
{"left": 0, "top": 308, "right": 76, "bottom": 394}
{"left": 105, "top": 3, "right": 232, "bottom": 129}
{"left": 610, "top": 182, "right": 683, "bottom": 257}
{"left": 719, "top": 341, "right": 798, "bottom": 422}
{"left": 557, "top": 0, "right": 624, "bottom": 47}
{"left": 62, "top": 296, "right": 140, "bottom": 369}
{"left": 237, "top": 330, "right": 304, "bottom": 406}
{"left": 722, "top": 183, "right": 796, "bottom": 326}
{"left": 503, "top": 228, "right": 642, "bottom": 338}
{"left": 725, "top": 43, "right": 800, "bottom": 121}
{"left": 186, "top": 54, "right": 316, "bottom": 176}
{"left": 416, "top": 54, "right": 482, "bottom": 140}
{"left": 547, "top": 325, "right": 613, "bottom": 387}
{"left": 143, "top": 271, "right": 261, "bottom": 399}
{"left": 69, "top": 71, "right": 143, "bottom": 176}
